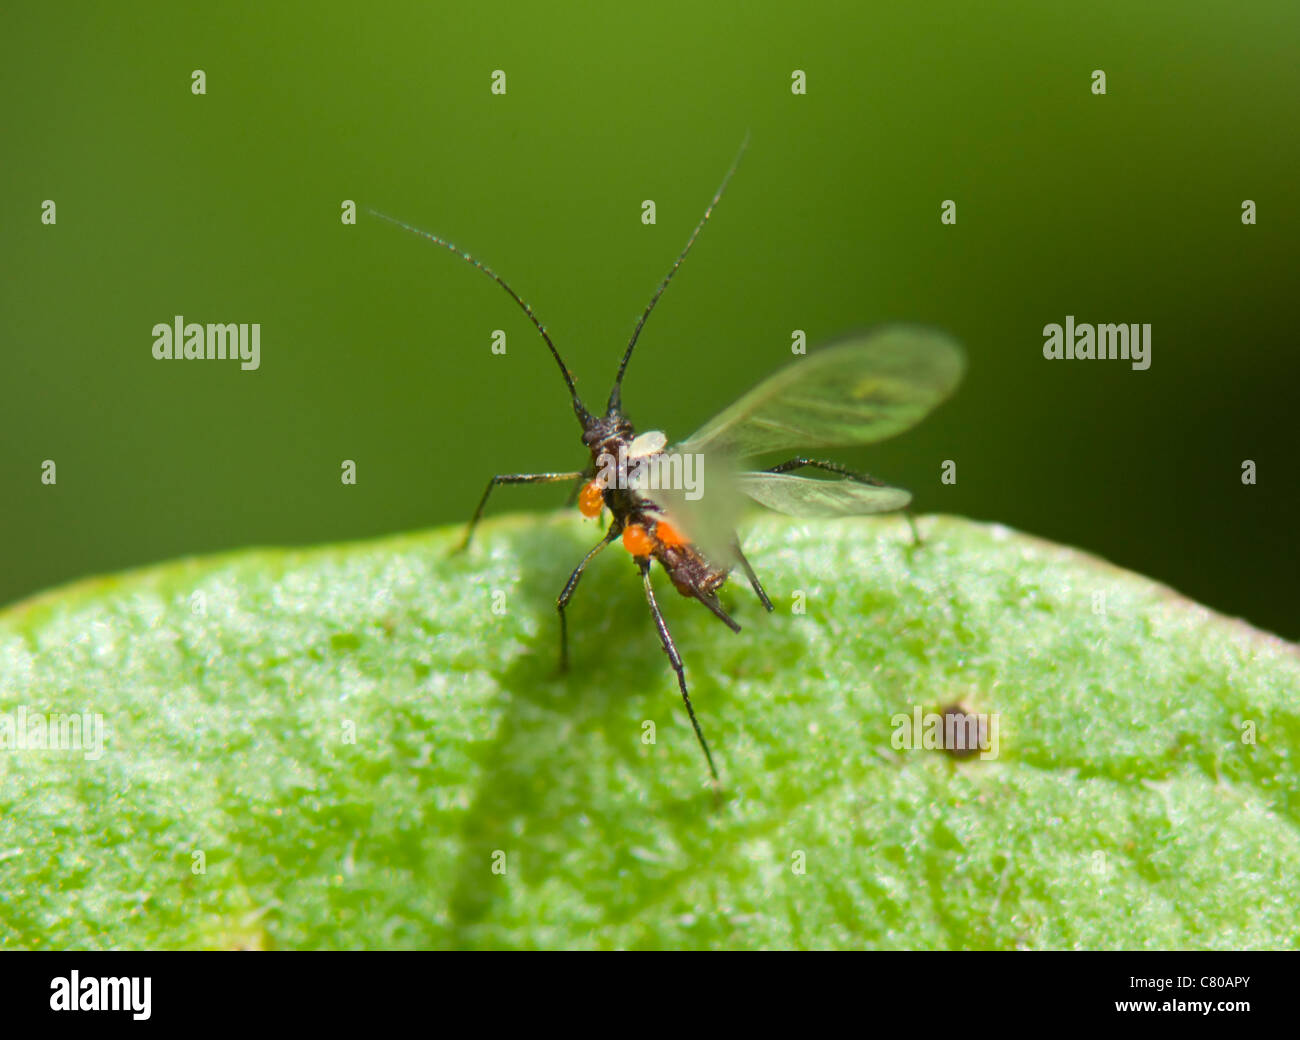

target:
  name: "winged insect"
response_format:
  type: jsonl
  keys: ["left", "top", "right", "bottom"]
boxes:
{"left": 372, "top": 142, "right": 964, "bottom": 783}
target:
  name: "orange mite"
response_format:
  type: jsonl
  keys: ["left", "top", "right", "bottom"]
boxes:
{"left": 622, "top": 523, "right": 654, "bottom": 557}
{"left": 622, "top": 519, "right": 686, "bottom": 557}
{"left": 654, "top": 520, "right": 686, "bottom": 548}
{"left": 577, "top": 480, "right": 605, "bottom": 518}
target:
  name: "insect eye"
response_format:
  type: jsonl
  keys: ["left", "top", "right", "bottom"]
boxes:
{"left": 622, "top": 524, "right": 654, "bottom": 557}
{"left": 578, "top": 481, "right": 605, "bottom": 518}
{"left": 655, "top": 520, "right": 686, "bottom": 549}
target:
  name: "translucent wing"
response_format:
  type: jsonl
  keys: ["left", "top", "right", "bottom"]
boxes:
{"left": 676, "top": 325, "right": 964, "bottom": 459}
{"left": 733, "top": 472, "right": 911, "bottom": 517}
{"left": 631, "top": 459, "right": 745, "bottom": 567}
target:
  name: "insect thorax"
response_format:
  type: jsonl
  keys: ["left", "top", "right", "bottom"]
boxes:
{"left": 581, "top": 413, "right": 635, "bottom": 457}
{"left": 580, "top": 415, "right": 731, "bottom": 593}
{"left": 584, "top": 421, "right": 677, "bottom": 520}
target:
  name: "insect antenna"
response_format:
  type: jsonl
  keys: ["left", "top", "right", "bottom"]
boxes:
{"left": 368, "top": 208, "right": 593, "bottom": 425}
{"left": 606, "top": 133, "right": 750, "bottom": 415}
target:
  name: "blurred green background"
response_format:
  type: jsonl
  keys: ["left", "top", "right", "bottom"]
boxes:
{"left": 3, "top": 2, "right": 1297, "bottom": 638}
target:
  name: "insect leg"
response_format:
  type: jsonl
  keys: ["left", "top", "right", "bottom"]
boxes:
{"left": 562, "top": 468, "right": 594, "bottom": 508}
{"left": 555, "top": 522, "right": 622, "bottom": 672}
{"left": 693, "top": 590, "right": 742, "bottom": 632}
{"left": 903, "top": 510, "right": 922, "bottom": 546}
{"left": 638, "top": 559, "right": 720, "bottom": 783}
{"left": 731, "top": 541, "right": 774, "bottom": 612}
{"left": 458, "top": 471, "right": 585, "bottom": 552}
{"left": 764, "top": 457, "right": 922, "bottom": 546}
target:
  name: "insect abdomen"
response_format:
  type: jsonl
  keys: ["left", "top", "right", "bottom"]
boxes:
{"left": 661, "top": 544, "right": 729, "bottom": 598}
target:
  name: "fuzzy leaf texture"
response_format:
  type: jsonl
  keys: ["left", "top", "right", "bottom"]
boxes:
{"left": 1, "top": 514, "right": 1297, "bottom": 950}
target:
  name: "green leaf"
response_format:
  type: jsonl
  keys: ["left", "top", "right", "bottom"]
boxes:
{"left": 1, "top": 514, "right": 1297, "bottom": 950}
